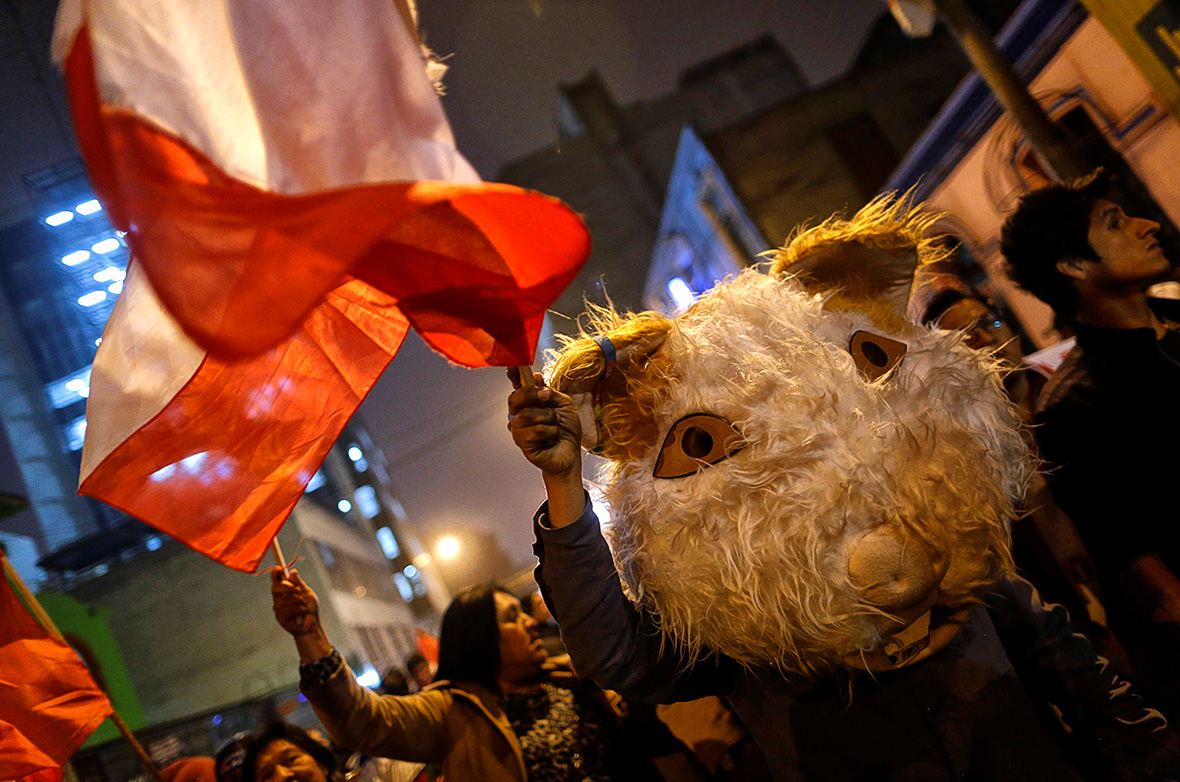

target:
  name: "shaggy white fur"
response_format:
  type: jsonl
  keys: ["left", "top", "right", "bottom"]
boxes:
{"left": 588, "top": 270, "right": 1032, "bottom": 674}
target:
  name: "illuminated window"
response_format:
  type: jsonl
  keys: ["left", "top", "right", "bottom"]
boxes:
{"left": 78, "top": 291, "right": 107, "bottom": 307}
{"left": 667, "top": 277, "right": 695, "bottom": 311}
{"left": 62, "top": 250, "right": 90, "bottom": 266}
{"left": 393, "top": 572, "right": 414, "bottom": 602}
{"left": 376, "top": 526, "right": 401, "bottom": 559}
{"left": 93, "top": 267, "right": 124, "bottom": 283}
{"left": 91, "top": 238, "right": 120, "bottom": 255}
{"left": 65, "top": 416, "right": 87, "bottom": 451}
{"left": 45, "top": 211, "right": 73, "bottom": 226}
{"left": 46, "top": 367, "right": 92, "bottom": 408}
{"left": 75, "top": 199, "right": 102, "bottom": 215}
{"left": 354, "top": 485, "right": 380, "bottom": 518}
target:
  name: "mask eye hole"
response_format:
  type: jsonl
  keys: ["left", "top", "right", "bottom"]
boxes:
{"left": 654, "top": 413, "right": 745, "bottom": 479}
{"left": 849, "top": 330, "right": 907, "bottom": 381}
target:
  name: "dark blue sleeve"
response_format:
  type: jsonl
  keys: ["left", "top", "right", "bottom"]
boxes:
{"left": 532, "top": 495, "right": 732, "bottom": 704}
{"left": 988, "top": 575, "right": 1180, "bottom": 780}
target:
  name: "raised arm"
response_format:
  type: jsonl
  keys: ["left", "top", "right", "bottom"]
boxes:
{"left": 506, "top": 370, "right": 586, "bottom": 528}
{"left": 508, "top": 375, "right": 730, "bottom": 703}
{"left": 270, "top": 569, "right": 449, "bottom": 762}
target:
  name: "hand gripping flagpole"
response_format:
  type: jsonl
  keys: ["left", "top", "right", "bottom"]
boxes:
{"left": 517, "top": 366, "right": 537, "bottom": 388}
{"left": 0, "top": 552, "right": 163, "bottom": 782}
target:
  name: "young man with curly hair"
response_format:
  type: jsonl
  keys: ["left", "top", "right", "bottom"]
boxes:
{"left": 1001, "top": 170, "right": 1180, "bottom": 714}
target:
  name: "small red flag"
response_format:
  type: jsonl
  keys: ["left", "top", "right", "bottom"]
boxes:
{"left": 0, "top": 575, "right": 112, "bottom": 781}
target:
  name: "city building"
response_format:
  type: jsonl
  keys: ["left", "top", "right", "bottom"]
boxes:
{"left": 499, "top": 35, "right": 808, "bottom": 322}
{"left": 643, "top": 16, "right": 983, "bottom": 314}
{"left": 885, "top": 0, "right": 1180, "bottom": 347}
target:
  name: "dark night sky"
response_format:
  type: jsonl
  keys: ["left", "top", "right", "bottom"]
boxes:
{"left": 419, "top": 0, "right": 886, "bottom": 177}
{"left": 0, "top": 0, "right": 888, "bottom": 579}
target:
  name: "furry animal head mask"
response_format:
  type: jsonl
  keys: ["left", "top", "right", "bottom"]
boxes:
{"left": 545, "top": 195, "right": 1032, "bottom": 675}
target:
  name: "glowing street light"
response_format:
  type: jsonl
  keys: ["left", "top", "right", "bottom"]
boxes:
{"left": 437, "top": 536, "right": 460, "bottom": 560}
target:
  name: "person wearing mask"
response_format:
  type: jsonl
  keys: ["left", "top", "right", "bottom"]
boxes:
{"left": 271, "top": 570, "right": 663, "bottom": 781}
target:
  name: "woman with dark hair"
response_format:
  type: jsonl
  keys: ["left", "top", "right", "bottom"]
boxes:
{"left": 271, "top": 571, "right": 662, "bottom": 781}
{"left": 240, "top": 722, "right": 340, "bottom": 782}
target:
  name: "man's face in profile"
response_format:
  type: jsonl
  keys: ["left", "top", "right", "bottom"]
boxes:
{"left": 1083, "top": 199, "right": 1171, "bottom": 287}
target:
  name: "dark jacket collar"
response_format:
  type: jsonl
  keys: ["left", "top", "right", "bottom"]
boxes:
{"left": 1072, "top": 298, "right": 1180, "bottom": 360}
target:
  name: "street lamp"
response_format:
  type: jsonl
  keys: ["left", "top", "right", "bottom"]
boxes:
{"left": 437, "top": 536, "right": 460, "bottom": 560}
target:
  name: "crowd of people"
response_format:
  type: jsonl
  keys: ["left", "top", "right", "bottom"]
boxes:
{"left": 162, "top": 172, "right": 1178, "bottom": 781}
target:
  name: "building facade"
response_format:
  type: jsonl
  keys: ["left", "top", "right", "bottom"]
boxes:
{"left": 886, "top": 0, "right": 1180, "bottom": 347}
{"left": 499, "top": 36, "right": 808, "bottom": 323}
{"left": 644, "top": 17, "right": 979, "bottom": 313}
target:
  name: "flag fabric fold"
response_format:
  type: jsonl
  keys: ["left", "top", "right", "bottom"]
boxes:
{"left": 62, "top": 0, "right": 590, "bottom": 571}
{"left": 0, "top": 573, "right": 112, "bottom": 781}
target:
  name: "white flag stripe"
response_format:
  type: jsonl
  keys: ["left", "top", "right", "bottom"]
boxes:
{"left": 74, "top": 0, "right": 478, "bottom": 193}
{"left": 80, "top": 262, "right": 205, "bottom": 481}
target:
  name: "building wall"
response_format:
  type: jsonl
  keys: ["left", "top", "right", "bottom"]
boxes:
{"left": 707, "top": 28, "right": 971, "bottom": 248}
{"left": 63, "top": 526, "right": 308, "bottom": 726}
{"left": 644, "top": 26, "right": 973, "bottom": 314}
{"left": 499, "top": 37, "right": 808, "bottom": 322}
{"left": 921, "top": 16, "right": 1180, "bottom": 346}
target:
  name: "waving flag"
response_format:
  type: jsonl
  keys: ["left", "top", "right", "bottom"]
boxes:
{"left": 0, "top": 570, "right": 112, "bottom": 781}
{"left": 57, "top": 0, "right": 590, "bottom": 571}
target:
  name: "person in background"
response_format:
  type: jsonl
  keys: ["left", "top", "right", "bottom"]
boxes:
{"left": 525, "top": 589, "right": 567, "bottom": 658}
{"left": 240, "top": 723, "right": 340, "bottom": 782}
{"left": 377, "top": 668, "right": 411, "bottom": 697}
{"left": 215, "top": 738, "right": 248, "bottom": 782}
{"left": 918, "top": 279, "right": 1126, "bottom": 669}
{"left": 919, "top": 287, "right": 1036, "bottom": 416}
{"left": 402, "top": 654, "right": 432, "bottom": 694}
{"left": 272, "top": 570, "right": 673, "bottom": 781}
{"left": 1001, "top": 169, "right": 1180, "bottom": 716}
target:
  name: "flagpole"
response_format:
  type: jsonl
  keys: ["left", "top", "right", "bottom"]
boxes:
{"left": 0, "top": 553, "right": 163, "bottom": 782}
{"left": 517, "top": 366, "right": 537, "bottom": 388}
{"left": 270, "top": 538, "right": 290, "bottom": 578}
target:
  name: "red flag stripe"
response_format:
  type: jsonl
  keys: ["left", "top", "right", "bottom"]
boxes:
{"left": 65, "top": 28, "right": 588, "bottom": 364}
{"left": 79, "top": 277, "right": 410, "bottom": 572}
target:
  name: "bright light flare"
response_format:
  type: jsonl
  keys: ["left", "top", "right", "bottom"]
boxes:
{"left": 437, "top": 536, "right": 460, "bottom": 560}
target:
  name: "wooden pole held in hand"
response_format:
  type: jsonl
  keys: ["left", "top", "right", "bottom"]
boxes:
{"left": 271, "top": 537, "right": 290, "bottom": 578}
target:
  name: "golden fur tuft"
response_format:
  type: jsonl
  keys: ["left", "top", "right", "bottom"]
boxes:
{"left": 770, "top": 191, "right": 953, "bottom": 279}
{"left": 546, "top": 304, "right": 674, "bottom": 463}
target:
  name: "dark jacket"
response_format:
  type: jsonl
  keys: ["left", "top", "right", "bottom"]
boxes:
{"left": 1034, "top": 299, "right": 1180, "bottom": 577}
{"left": 534, "top": 499, "right": 1180, "bottom": 781}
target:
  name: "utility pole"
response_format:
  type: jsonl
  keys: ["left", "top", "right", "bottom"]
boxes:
{"left": 928, "top": 0, "right": 1091, "bottom": 182}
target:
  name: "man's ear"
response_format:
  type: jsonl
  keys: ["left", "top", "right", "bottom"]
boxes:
{"left": 1056, "top": 256, "right": 1090, "bottom": 282}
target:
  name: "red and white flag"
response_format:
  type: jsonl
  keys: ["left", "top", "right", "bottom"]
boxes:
{"left": 56, "top": 0, "right": 590, "bottom": 571}
{"left": 0, "top": 571, "right": 112, "bottom": 782}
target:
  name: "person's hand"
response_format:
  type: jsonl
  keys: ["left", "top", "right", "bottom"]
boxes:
{"left": 508, "top": 371, "right": 583, "bottom": 477}
{"left": 271, "top": 568, "right": 320, "bottom": 636}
